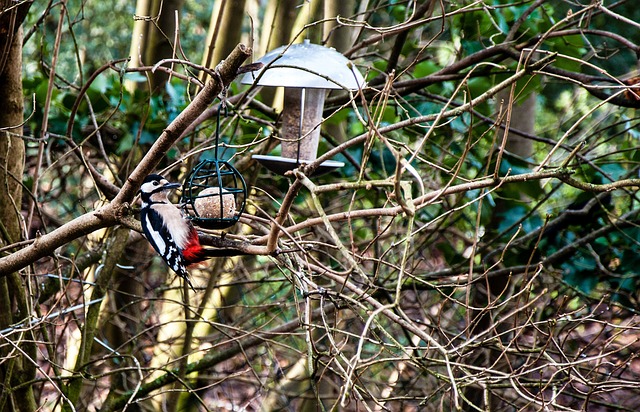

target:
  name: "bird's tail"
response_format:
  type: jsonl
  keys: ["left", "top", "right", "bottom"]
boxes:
{"left": 174, "top": 266, "right": 196, "bottom": 292}
{"left": 183, "top": 229, "right": 245, "bottom": 266}
{"left": 184, "top": 247, "right": 245, "bottom": 267}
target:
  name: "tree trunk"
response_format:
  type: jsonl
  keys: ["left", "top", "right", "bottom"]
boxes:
{"left": 127, "top": 0, "right": 185, "bottom": 92}
{"left": 0, "top": 6, "right": 25, "bottom": 244}
{"left": 259, "top": 0, "right": 299, "bottom": 57}
{"left": 323, "top": 0, "right": 355, "bottom": 51}
{"left": 0, "top": 1, "right": 35, "bottom": 409}
{"left": 201, "top": 0, "right": 247, "bottom": 75}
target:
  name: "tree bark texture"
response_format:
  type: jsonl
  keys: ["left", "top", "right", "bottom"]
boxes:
{"left": 0, "top": 1, "right": 35, "bottom": 409}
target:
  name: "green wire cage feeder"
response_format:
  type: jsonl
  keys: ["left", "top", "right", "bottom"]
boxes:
{"left": 181, "top": 159, "right": 247, "bottom": 230}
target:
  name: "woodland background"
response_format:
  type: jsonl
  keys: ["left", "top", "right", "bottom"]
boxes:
{"left": 2, "top": 0, "right": 640, "bottom": 411}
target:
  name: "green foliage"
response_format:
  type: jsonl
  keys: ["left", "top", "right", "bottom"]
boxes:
{"left": 24, "top": 71, "right": 194, "bottom": 150}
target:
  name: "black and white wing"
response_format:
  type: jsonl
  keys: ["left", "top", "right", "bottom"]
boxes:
{"left": 141, "top": 206, "right": 193, "bottom": 287}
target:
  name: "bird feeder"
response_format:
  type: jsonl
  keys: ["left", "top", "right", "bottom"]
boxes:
{"left": 180, "top": 110, "right": 247, "bottom": 230}
{"left": 241, "top": 40, "right": 365, "bottom": 175}
{"left": 181, "top": 159, "right": 247, "bottom": 229}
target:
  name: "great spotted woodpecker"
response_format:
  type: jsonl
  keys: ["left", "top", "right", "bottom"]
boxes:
{"left": 139, "top": 174, "right": 207, "bottom": 290}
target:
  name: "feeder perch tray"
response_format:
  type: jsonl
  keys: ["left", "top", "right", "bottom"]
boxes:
{"left": 252, "top": 154, "right": 344, "bottom": 176}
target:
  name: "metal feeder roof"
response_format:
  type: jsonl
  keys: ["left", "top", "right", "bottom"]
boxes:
{"left": 241, "top": 41, "right": 365, "bottom": 90}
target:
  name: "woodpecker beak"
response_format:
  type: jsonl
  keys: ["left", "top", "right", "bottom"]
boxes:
{"left": 162, "top": 182, "right": 181, "bottom": 190}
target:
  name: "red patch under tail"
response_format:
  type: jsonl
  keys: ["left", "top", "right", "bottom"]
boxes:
{"left": 181, "top": 227, "right": 207, "bottom": 265}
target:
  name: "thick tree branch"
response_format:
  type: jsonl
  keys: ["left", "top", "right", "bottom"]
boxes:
{"left": 0, "top": 210, "right": 118, "bottom": 276}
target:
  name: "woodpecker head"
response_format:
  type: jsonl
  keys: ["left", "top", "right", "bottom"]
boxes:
{"left": 139, "top": 174, "right": 181, "bottom": 205}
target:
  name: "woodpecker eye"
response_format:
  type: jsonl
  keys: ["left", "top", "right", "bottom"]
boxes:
{"left": 152, "top": 181, "right": 159, "bottom": 186}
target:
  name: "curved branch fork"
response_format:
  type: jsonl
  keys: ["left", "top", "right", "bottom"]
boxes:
{"left": 0, "top": 44, "right": 252, "bottom": 276}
